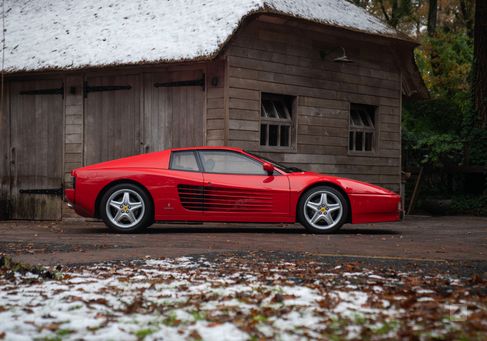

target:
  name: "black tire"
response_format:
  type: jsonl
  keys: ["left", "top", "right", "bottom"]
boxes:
{"left": 297, "top": 185, "right": 348, "bottom": 234}
{"left": 99, "top": 183, "right": 153, "bottom": 233}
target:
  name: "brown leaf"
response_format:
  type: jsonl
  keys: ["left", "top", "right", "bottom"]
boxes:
{"left": 45, "top": 323, "right": 60, "bottom": 331}
{"left": 272, "top": 293, "right": 284, "bottom": 303}
{"left": 90, "top": 298, "right": 109, "bottom": 306}
{"left": 400, "top": 296, "right": 417, "bottom": 309}
{"left": 124, "top": 296, "right": 144, "bottom": 314}
{"left": 470, "top": 274, "right": 482, "bottom": 284}
{"left": 189, "top": 330, "right": 202, "bottom": 340}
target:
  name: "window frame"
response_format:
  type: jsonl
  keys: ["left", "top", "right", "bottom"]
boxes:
{"left": 348, "top": 103, "right": 378, "bottom": 154}
{"left": 259, "top": 92, "right": 297, "bottom": 152}
{"left": 169, "top": 151, "right": 202, "bottom": 172}
{"left": 196, "top": 150, "right": 271, "bottom": 176}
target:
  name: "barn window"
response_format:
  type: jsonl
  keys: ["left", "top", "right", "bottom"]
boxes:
{"left": 349, "top": 104, "right": 376, "bottom": 152}
{"left": 260, "top": 93, "right": 294, "bottom": 148}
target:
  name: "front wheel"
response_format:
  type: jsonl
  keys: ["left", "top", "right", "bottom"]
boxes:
{"left": 100, "top": 183, "right": 153, "bottom": 233}
{"left": 298, "top": 186, "right": 348, "bottom": 234}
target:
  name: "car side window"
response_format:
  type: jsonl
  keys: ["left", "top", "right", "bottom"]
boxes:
{"left": 198, "top": 151, "right": 267, "bottom": 175}
{"left": 170, "top": 151, "right": 200, "bottom": 172}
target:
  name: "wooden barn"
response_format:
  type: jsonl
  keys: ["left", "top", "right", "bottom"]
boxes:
{"left": 0, "top": 0, "right": 427, "bottom": 220}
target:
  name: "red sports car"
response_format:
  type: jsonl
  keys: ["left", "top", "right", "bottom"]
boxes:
{"left": 64, "top": 147, "right": 401, "bottom": 234}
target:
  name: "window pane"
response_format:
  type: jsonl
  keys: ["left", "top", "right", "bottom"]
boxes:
{"left": 355, "top": 132, "right": 363, "bottom": 151}
{"left": 260, "top": 124, "right": 267, "bottom": 146}
{"left": 359, "top": 110, "right": 372, "bottom": 127}
{"left": 170, "top": 151, "right": 199, "bottom": 171}
{"left": 280, "top": 125, "right": 290, "bottom": 146}
{"left": 261, "top": 103, "right": 268, "bottom": 117}
{"left": 349, "top": 131, "right": 354, "bottom": 151}
{"left": 199, "top": 151, "right": 266, "bottom": 175}
{"left": 369, "top": 110, "right": 375, "bottom": 125}
{"left": 274, "top": 101, "right": 290, "bottom": 119}
{"left": 350, "top": 110, "right": 363, "bottom": 127}
{"left": 269, "top": 125, "right": 278, "bottom": 146}
{"left": 365, "top": 132, "right": 373, "bottom": 151}
{"left": 262, "top": 100, "right": 277, "bottom": 118}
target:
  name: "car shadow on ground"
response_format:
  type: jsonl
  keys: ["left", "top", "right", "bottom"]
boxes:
{"left": 76, "top": 225, "right": 400, "bottom": 236}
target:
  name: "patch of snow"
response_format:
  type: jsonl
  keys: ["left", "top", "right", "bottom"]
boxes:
{"left": 196, "top": 321, "right": 248, "bottom": 341}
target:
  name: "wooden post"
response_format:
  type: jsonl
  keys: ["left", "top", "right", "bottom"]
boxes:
{"left": 407, "top": 167, "right": 423, "bottom": 215}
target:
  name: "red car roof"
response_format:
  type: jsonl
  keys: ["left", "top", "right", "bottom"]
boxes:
{"left": 170, "top": 146, "right": 244, "bottom": 152}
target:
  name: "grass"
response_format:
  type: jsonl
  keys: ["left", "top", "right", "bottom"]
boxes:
{"left": 134, "top": 328, "right": 155, "bottom": 339}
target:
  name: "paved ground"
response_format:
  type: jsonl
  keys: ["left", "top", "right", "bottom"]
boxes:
{"left": 0, "top": 215, "right": 486, "bottom": 267}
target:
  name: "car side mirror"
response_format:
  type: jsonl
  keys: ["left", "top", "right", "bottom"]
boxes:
{"left": 263, "top": 162, "right": 274, "bottom": 175}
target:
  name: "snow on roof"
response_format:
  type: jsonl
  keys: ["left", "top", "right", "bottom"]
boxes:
{"left": 3, "top": 0, "right": 410, "bottom": 73}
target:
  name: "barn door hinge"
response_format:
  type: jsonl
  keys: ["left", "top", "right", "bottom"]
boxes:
{"left": 154, "top": 74, "right": 205, "bottom": 91}
{"left": 20, "top": 84, "right": 64, "bottom": 98}
{"left": 83, "top": 81, "right": 132, "bottom": 98}
{"left": 19, "top": 188, "right": 64, "bottom": 196}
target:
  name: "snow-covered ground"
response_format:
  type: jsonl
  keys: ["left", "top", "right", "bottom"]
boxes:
{"left": 0, "top": 255, "right": 486, "bottom": 340}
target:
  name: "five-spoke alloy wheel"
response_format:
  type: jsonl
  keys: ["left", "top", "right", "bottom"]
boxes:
{"left": 298, "top": 186, "right": 348, "bottom": 234}
{"left": 100, "top": 183, "right": 153, "bottom": 233}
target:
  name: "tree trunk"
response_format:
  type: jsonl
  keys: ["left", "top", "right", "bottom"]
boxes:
{"left": 473, "top": 0, "right": 487, "bottom": 128}
{"left": 427, "top": 0, "right": 438, "bottom": 36}
{"left": 460, "top": 0, "right": 474, "bottom": 38}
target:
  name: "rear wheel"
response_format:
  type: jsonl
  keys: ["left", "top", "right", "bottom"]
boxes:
{"left": 298, "top": 186, "right": 348, "bottom": 234}
{"left": 100, "top": 183, "right": 153, "bottom": 233}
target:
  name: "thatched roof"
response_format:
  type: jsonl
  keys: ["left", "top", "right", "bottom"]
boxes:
{"left": 2, "top": 0, "right": 414, "bottom": 73}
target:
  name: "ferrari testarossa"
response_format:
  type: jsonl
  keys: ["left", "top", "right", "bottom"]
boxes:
{"left": 64, "top": 147, "right": 401, "bottom": 234}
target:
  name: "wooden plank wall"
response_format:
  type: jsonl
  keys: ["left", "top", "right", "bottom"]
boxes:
{"left": 206, "top": 60, "right": 226, "bottom": 146}
{"left": 62, "top": 76, "right": 84, "bottom": 218}
{"left": 144, "top": 69, "right": 205, "bottom": 150}
{"left": 9, "top": 79, "right": 64, "bottom": 220}
{"left": 0, "top": 84, "right": 10, "bottom": 218}
{"left": 224, "top": 17, "right": 402, "bottom": 192}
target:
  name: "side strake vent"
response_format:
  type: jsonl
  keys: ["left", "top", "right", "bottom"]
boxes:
{"left": 178, "top": 185, "right": 273, "bottom": 212}
{"left": 178, "top": 185, "right": 205, "bottom": 211}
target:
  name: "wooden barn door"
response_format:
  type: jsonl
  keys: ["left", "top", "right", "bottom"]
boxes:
{"left": 84, "top": 75, "right": 141, "bottom": 165}
{"left": 143, "top": 70, "right": 205, "bottom": 152}
{"left": 9, "top": 80, "right": 64, "bottom": 220}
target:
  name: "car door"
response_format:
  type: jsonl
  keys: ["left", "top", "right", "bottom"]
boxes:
{"left": 156, "top": 150, "right": 204, "bottom": 221}
{"left": 197, "top": 150, "right": 291, "bottom": 222}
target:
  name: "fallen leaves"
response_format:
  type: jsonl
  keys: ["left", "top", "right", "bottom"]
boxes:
{"left": 0, "top": 254, "right": 486, "bottom": 340}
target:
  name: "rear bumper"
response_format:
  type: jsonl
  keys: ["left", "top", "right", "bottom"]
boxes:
{"left": 64, "top": 188, "right": 91, "bottom": 217}
{"left": 64, "top": 188, "right": 75, "bottom": 207}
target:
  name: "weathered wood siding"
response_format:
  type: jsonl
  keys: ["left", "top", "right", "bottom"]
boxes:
{"left": 144, "top": 69, "right": 205, "bottom": 150}
{"left": 63, "top": 75, "right": 84, "bottom": 218}
{"left": 8, "top": 79, "right": 64, "bottom": 220}
{"left": 0, "top": 84, "right": 10, "bottom": 218}
{"left": 224, "top": 17, "right": 402, "bottom": 192}
{"left": 206, "top": 60, "right": 226, "bottom": 146}
{"left": 84, "top": 74, "right": 141, "bottom": 165}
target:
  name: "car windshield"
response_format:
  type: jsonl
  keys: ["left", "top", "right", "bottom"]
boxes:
{"left": 245, "top": 151, "right": 303, "bottom": 173}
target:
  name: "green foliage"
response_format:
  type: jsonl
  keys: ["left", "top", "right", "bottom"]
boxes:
{"left": 449, "top": 194, "right": 487, "bottom": 215}
{"left": 415, "top": 31, "right": 473, "bottom": 97}
{"left": 0, "top": 256, "right": 63, "bottom": 280}
{"left": 417, "top": 134, "right": 463, "bottom": 166}
{"left": 403, "top": 29, "right": 487, "bottom": 170}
